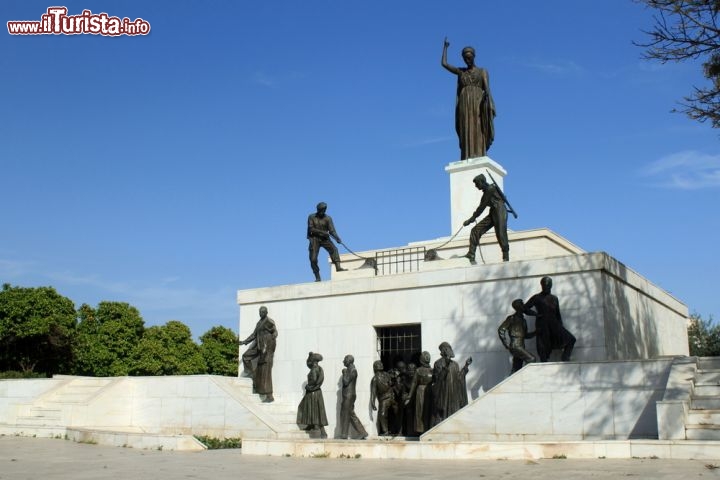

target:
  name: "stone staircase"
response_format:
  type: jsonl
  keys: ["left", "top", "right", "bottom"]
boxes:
{"left": 211, "top": 375, "right": 308, "bottom": 439}
{"left": 8, "top": 374, "right": 309, "bottom": 440}
{"left": 686, "top": 357, "right": 720, "bottom": 440}
{"left": 1, "top": 374, "right": 324, "bottom": 449}
{"left": 15, "top": 377, "right": 115, "bottom": 427}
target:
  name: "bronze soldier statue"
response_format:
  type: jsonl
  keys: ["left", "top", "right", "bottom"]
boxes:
{"left": 498, "top": 299, "right": 536, "bottom": 374}
{"left": 370, "top": 360, "right": 398, "bottom": 436}
{"left": 402, "top": 362, "right": 417, "bottom": 436}
{"left": 391, "top": 360, "right": 408, "bottom": 435}
{"left": 463, "top": 174, "right": 509, "bottom": 262}
{"left": 307, "top": 202, "right": 346, "bottom": 282}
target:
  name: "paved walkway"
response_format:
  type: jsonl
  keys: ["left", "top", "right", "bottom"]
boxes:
{"left": 1, "top": 437, "right": 718, "bottom": 480}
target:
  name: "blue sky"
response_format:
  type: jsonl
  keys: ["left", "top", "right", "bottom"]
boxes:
{"left": 2, "top": 1, "right": 718, "bottom": 338}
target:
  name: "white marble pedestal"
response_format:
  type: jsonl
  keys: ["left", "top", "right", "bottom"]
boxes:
{"left": 446, "top": 156, "right": 507, "bottom": 235}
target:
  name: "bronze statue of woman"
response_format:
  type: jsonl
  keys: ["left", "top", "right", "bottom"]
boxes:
{"left": 297, "top": 352, "right": 328, "bottom": 438}
{"left": 404, "top": 351, "right": 433, "bottom": 435}
{"left": 441, "top": 38, "right": 496, "bottom": 160}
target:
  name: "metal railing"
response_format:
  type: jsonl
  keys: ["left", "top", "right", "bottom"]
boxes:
{"left": 374, "top": 246, "right": 426, "bottom": 276}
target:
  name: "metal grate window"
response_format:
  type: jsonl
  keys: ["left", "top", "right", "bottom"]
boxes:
{"left": 374, "top": 247, "right": 426, "bottom": 276}
{"left": 375, "top": 324, "right": 422, "bottom": 370}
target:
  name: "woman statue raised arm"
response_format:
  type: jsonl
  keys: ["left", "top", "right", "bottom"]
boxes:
{"left": 441, "top": 37, "right": 496, "bottom": 160}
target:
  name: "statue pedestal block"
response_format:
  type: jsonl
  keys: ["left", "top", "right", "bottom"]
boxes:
{"left": 332, "top": 266, "right": 376, "bottom": 281}
{"left": 446, "top": 156, "right": 506, "bottom": 235}
{"left": 419, "top": 256, "right": 470, "bottom": 272}
{"left": 239, "top": 248, "right": 689, "bottom": 439}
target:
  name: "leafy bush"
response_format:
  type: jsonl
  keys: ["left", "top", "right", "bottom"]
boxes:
{"left": 0, "top": 370, "right": 47, "bottom": 379}
{"left": 194, "top": 435, "right": 242, "bottom": 449}
{"left": 688, "top": 313, "right": 720, "bottom": 357}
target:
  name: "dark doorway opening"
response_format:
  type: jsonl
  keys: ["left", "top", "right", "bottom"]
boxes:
{"left": 375, "top": 324, "right": 422, "bottom": 370}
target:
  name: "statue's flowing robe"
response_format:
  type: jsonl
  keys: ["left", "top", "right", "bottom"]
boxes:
{"left": 455, "top": 67, "right": 495, "bottom": 159}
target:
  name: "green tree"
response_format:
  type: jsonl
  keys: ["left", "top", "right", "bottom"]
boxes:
{"left": 130, "top": 321, "right": 207, "bottom": 375}
{"left": 0, "top": 284, "right": 76, "bottom": 374}
{"left": 688, "top": 313, "right": 720, "bottom": 356}
{"left": 199, "top": 326, "right": 239, "bottom": 376}
{"left": 636, "top": 0, "right": 720, "bottom": 127}
{"left": 72, "top": 302, "right": 145, "bottom": 376}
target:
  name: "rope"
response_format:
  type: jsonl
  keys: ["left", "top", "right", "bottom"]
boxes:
{"left": 428, "top": 223, "right": 485, "bottom": 264}
{"left": 427, "top": 225, "right": 465, "bottom": 252}
{"left": 338, "top": 241, "right": 373, "bottom": 262}
{"left": 340, "top": 224, "right": 484, "bottom": 268}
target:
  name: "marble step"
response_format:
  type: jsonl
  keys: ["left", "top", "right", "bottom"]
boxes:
{"left": 687, "top": 409, "right": 720, "bottom": 425}
{"left": 272, "top": 413, "right": 300, "bottom": 425}
{"left": 693, "top": 384, "right": 720, "bottom": 397}
{"left": 698, "top": 358, "right": 720, "bottom": 371}
{"left": 58, "top": 377, "right": 113, "bottom": 386}
{"left": 695, "top": 370, "right": 720, "bottom": 385}
{"left": 276, "top": 430, "right": 318, "bottom": 440}
{"left": 21, "top": 406, "right": 62, "bottom": 419}
{"left": 686, "top": 424, "right": 720, "bottom": 441}
{"left": 45, "top": 392, "right": 97, "bottom": 404}
{"left": 16, "top": 405, "right": 63, "bottom": 425}
{"left": 691, "top": 396, "right": 720, "bottom": 410}
{"left": 15, "top": 415, "right": 62, "bottom": 426}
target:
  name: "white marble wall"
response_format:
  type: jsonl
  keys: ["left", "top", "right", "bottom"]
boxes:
{"left": 601, "top": 255, "right": 689, "bottom": 359}
{"left": 423, "top": 359, "right": 674, "bottom": 441}
{"left": 238, "top": 250, "right": 689, "bottom": 438}
{"left": 0, "top": 378, "right": 62, "bottom": 424}
{"left": 0, "top": 376, "right": 278, "bottom": 439}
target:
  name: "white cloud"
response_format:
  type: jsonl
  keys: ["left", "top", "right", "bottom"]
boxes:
{"left": 520, "top": 59, "right": 584, "bottom": 76}
{"left": 0, "top": 259, "right": 36, "bottom": 279}
{"left": 641, "top": 150, "right": 720, "bottom": 189}
{"left": 113, "top": 284, "right": 238, "bottom": 336}
{"left": 252, "top": 71, "right": 278, "bottom": 87}
{"left": 45, "top": 271, "right": 232, "bottom": 316}
{"left": 251, "top": 70, "right": 306, "bottom": 88}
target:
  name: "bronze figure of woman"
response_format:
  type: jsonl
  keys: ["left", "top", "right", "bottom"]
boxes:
{"left": 297, "top": 352, "right": 329, "bottom": 438}
{"left": 404, "top": 351, "right": 434, "bottom": 435}
{"left": 441, "top": 38, "right": 495, "bottom": 160}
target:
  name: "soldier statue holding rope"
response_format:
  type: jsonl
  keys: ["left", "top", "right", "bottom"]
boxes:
{"left": 463, "top": 173, "right": 511, "bottom": 263}
{"left": 307, "top": 202, "right": 346, "bottom": 282}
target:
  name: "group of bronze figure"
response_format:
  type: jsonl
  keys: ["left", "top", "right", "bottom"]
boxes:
{"left": 498, "top": 276, "right": 576, "bottom": 373}
{"left": 240, "top": 308, "right": 473, "bottom": 439}
{"left": 306, "top": 40, "right": 508, "bottom": 281}
{"left": 240, "top": 274, "right": 576, "bottom": 438}
{"left": 238, "top": 40, "right": 576, "bottom": 438}
{"left": 294, "top": 341, "right": 473, "bottom": 439}
{"left": 368, "top": 343, "right": 471, "bottom": 438}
